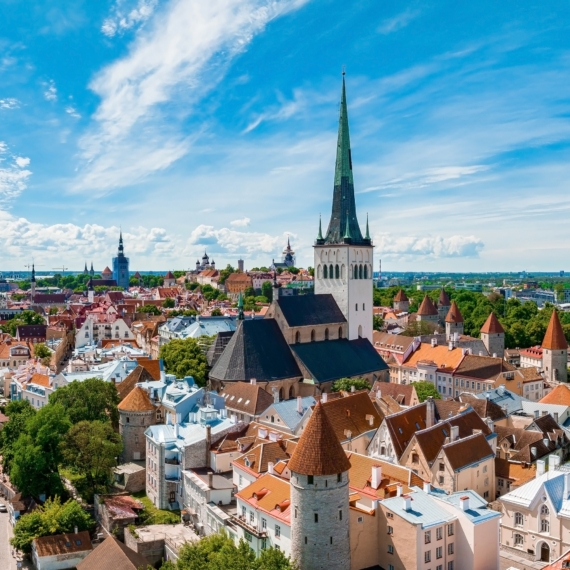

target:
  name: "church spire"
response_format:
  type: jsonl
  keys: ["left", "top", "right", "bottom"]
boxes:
{"left": 118, "top": 230, "right": 124, "bottom": 255}
{"left": 31, "top": 263, "right": 36, "bottom": 283}
{"left": 323, "top": 72, "right": 364, "bottom": 245}
{"left": 317, "top": 214, "right": 323, "bottom": 241}
{"left": 365, "top": 213, "right": 370, "bottom": 240}
{"left": 237, "top": 292, "right": 244, "bottom": 321}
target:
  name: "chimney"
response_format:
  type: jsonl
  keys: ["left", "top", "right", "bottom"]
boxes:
{"left": 396, "top": 483, "right": 403, "bottom": 497}
{"left": 450, "top": 425, "right": 459, "bottom": 442}
{"left": 454, "top": 332, "right": 459, "bottom": 342}
{"left": 250, "top": 378, "right": 256, "bottom": 385}
{"left": 485, "top": 417, "right": 494, "bottom": 432}
{"left": 536, "top": 460, "right": 546, "bottom": 477}
{"left": 376, "top": 388, "right": 381, "bottom": 399}
{"left": 268, "top": 462, "right": 275, "bottom": 475}
{"left": 550, "top": 455, "right": 561, "bottom": 470}
{"left": 426, "top": 397, "right": 435, "bottom": 428}
{"left": 208, "top": 472, "right": 213, "bottom": 488}
{"left": 366, "top": 414, "right": 375, "bottom": 426}
{"left": 205, "top": 425, "right": 211, "bottom": 468}
{"left": 174, "top": 423, "right": 179, "bottom": 438}
{"left": 493, "top": 353, "right": 497, "bottom": 358}
{"left": 403, "top": 495, "right": 412, "bottom": 511}
{"left": 297, "top": 396, "right": 303, "bottom": 414}
{"left": 322, "top": 392, "right": 328, "bottom": 403}
{"left": 273, "top": 387, "right": 279, "bottom": 404}
{"left": 423, "top": 481, "right": 431, "bottom": 493}
{"left": 460, "top": 495, "right": 470, "bottom": 511}
{"left": 351, "top": 385, "right": 356, "bottom": 393}
{"left": 371, "top": 465, "right": 382, "bottom": 490}
{"left": 448, "top": 341, "right": 453, "bottom": 351}
{"left": 74, "top": 526, "right": 78, "bottom": 535}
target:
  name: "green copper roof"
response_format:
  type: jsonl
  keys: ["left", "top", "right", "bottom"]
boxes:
{"left": 237, "top": 292, "right": 244, "bottom": 321}
{"left": 365, "top": 213, "right": 370, "bottom": 240}
{"left": 323, "top": 74, "right": 366, "bottom": 245}
{"left": 317, "top": 215, "right": 323, "bottom": 240}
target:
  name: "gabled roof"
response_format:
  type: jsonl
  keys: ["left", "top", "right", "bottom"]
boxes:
{"left": 438, "top": 288, "right": 451, "bottom": 307}
{"left": 480, "top": 312, "right": 504, "bottom": 334}
{"left": 77, "top": 535, "right": 150, "bottom": 570}
{"left": 165, "top": 271, "right": 175, "bottom": 279}
{"left": 394, "top": 289, "right": 408, "bottom": 302}
{"left": 136, "top": 359, "right": 162, "bottom": 380}
{"left": 234, "top": 439, "right": 297, "bottom": 475}
{"left": 442, "top": 433, "right": 494, "bottom": 471}
{"left": 220, "top": 382, "right": 274, "bottom": 416}
{"left": 495, "top": 458, "right": 536, "bottom": 487}
{"left": 540, "top": 384, "right": 570, "bottom": 406}
{"left": 34, "top": 531, "right": 92, "bottom": 557}
{"left": 370, "top": 381, "right": 417, "bottom": 406}
{"left": 456, "top": 394, "right": 506, "bottom": 422}
{"left": 291, "top": 338, "right": 387, "bottom": 383}
{"left": 417, "top": 295, "right": 438, "bottom": 316}
{"left": 542, "top": 310, "right": 568, "bottom": 350}
{"left": 288, "top": 401, "right": 351, "bottom": 476}
{"left": 445, "top": 301, "right": 463, "bottom": 323}
{"left": 236, "top": 473, "right": 291, "bottom": 523}
{"left": 118, "top": 386, "right": 155, "bottom": 412}
{"left": 210, "top": 319, "right": 301, "bottom": 383}
{"left": 454, "top": 354, "right": 515, "bottom": 380}
{"left": 206, "top": 331, "right": 234, "bottom": 367}
{"left": 276, "top": 294, "right": 346, "bottom": 327}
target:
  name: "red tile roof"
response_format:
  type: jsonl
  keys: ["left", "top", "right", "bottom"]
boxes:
{"left": 438, "top": 288, "right": 451, "bottom": 307}
{"left": 540, "top": 384, "right": 570, "bottom": 406}
{"left": 118, "top": 387, "right": 155, "bottom": 412}
{"left": 445, "top": 301, "right": 463, "bottom": 323}
{"left": 394, "top": 289, "right": 408, "bottom": 302}
{"left": 542, "top": 310, "right": 568, "bottom": 350}
{"left": 417, "top": 295, "right": 438, "bottom": 316}
{"left": 480, "top": 312, "right": 504, "bottom": 334}
{"left": 34, "top": 531, "right": 92, "bottom": 557}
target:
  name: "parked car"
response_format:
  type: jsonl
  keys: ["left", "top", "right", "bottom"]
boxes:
{"left": 0, "top": 503, "right": 8, "bottom": 512}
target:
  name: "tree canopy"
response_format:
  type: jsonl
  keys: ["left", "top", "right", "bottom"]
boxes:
{"left": 332, "top": 377, "right": 371, "bottom": 393}
{"left": 411, "top": 381, "right": 442, "bottom": 402}
{"left": 34, "top": 343, "right": 51, "bottom": 359}
{"left": 163, "top": 297, "right": 176, "bottom": 308}
{"left": 0, "top": 310, "right": 45, "bottom": 336}
{"left": 160, "top": 338, "right": 209, "bottom": 386}
{"left": 138, "top": 304, "right": 162, "bottom": 315}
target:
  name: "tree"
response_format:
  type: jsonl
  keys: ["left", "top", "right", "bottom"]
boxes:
{"left": 138, "top": 304, "right": 162, "bottom": 315}
{"left": 0, "top": 400, "right": 36, "bottom": 472}
{"left": 60, "top": 420, "right": 123, "bottom": 498}
{"left": 160, "top": 338, "right": 209, "bottom": 386}
{"left": 34, "top": 343, "right": 51, "bottom": 359}
{"left": 218, "top": 265, "right": 235, "bottom": 285}
{"left": 49, "top": 378, "right": 120, "bottom": 427}
{"left": 163, "top": 297, "right": 175, "bottom": 308}
{"left": 0, "top": 310, "right": 45, "bottom": 336}
{"left": 210, "top": 308, "right": 222, "bottom": 316}
{"left": 244, "top": 286, "right": 255, "bottom": 298}
{"left": 11, "top": 497, "right": 94, "bottom": 553}
{"left": 261, "top": 280, "right": 273, "bottom": 302}
{"left": 257, "top": 547, "right": 299, "bottom": 570}
{"left": 401, "top": 320, "right": 438, "bottom": 337}
{"left": 373, "top": 315, "right": 384, "bottom": 331}
{"left": 411, "top": 381, "right": 441, "bottom": 402}
{"left": 332, "top": 377, "right": 371, "bottom": 393}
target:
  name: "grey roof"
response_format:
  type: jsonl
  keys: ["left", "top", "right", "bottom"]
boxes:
{"left": 207, "top": 331, "right": 235, "bottom": 367}
{"left": 277, "top": 294, "right": 346, "bottom": 327}
{"left": 432, "top": 488, "right": 501, "bottom": 525}
{"left": 269, "top": 396, "right": 316, "bottom": 431}
{"left": 179, "top": 317, "right": 236, "bottom": 339}
{"left": 382, "top": 488, "right": 454, "bottom": 529}
{"left": 469, "top": 386, "right": 530, "bottom": 415}
{"left": 291, "top": 338, "right": 387, "bottom": 384}
{"left": 162, "top": 316, "right": 195, "bottom": 333}
{"left": 210, "top": 319, "right": 301, "bottom": 383}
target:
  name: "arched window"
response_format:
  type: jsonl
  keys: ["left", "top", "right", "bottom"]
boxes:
{"left": 541, "top": 505, "right": 549, "bottom": 515}
{"left": 289, "top": 385, "right": 295, "bottom": 399}
{"left": 341, "top": 264, "right": 345, "bottom": 279}
{"left": 279, "top": 388, "right": 284, "bottom": 401}
{"left": 329, "top": 264, "right": 334, "bottom": 279}
{"left": 359, "top": 264, "right": 363, "bottom": 279}
{"left": 514, "top": 534, "right": 523, "bottom": 546}
{"left": 325, "top": 328, "right": 329, "bottom": 340}
{"left": 295, "top": 331, "right": 301, "bottom": 344}
{"left": 354, "top": 265, "right": 358, "bottom": 279}
{"left": 317, "top": 265, "right": 322, "bottom": 279}
{"left": 323, "top": 265, "right": 328, "bottom": 279}
{"left": 335, "top": 264, "right": 340, "bottom": 279}
{"left": 338, "top": 327, "right": 343, "bottom": 339}
{"left": 364, "top": 264, "right": 368, "bottom": 279}
{"left": 541, "top": 518, "right": 550, "bottom": 533}
{"left": 311, "top": 330, "right": 315, "bottom": 342}
{"left": 358, "top": 325, "right": 363, "bottom": 338}
{"left": 514, "top": 512, "right": 523, "bottom": 526}
{"left": 380, "top": 446, "right": 386, "bottom": 456}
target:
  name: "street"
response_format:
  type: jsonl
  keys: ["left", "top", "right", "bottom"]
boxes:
{"left": 0, "top": 511, "right": 32, "bottom": 570}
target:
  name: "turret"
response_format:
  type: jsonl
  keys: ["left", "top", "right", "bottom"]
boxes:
{"left": 445, "top": 301, "right": 464, "bottom": 341}
{"left": 416, "top": 295, "right": 438, "bottom": 324}
{"left": 480, "top": 312, "right": 505, "bottom": 358}
{"left": 393, "top": 289, "right": 409, "bottom": 313}
{"left": 118, "top": 387, "right": 156, "bottom": 462}
{"left": 542, "top": 310, "right": 568, "bottom": 382}
{"left": 437, "top": 288, "right": 451, "bottom": 324}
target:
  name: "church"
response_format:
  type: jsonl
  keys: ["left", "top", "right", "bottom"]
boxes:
{"left": 112, "top": 231, "right": 130, "bottom": 290}
{"left": 209, "top": 75, "right": 387, "bottom": 397}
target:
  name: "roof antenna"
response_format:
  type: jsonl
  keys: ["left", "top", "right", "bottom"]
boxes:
{"left": 342, "top": 65, "right": 346, "bottom": 76}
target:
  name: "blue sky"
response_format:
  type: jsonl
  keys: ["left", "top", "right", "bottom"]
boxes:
{"left": 1, "top": 0, "right": 570, "bottom": 272}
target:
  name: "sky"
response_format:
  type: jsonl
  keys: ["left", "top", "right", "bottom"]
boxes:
{"left": 1, "top": 0, "right": 570, "bottom": 273}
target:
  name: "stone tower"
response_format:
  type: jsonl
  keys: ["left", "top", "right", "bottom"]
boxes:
{"left": 288, "top": 401, "right": 351, "bottom": 570}
{"left": 445, "top": 301, "right": 464, "bottom": 341}
{"left": 314, "top": 74, "right": 374, "bottom": 342}
{"left": 542, "top": 310, "right": 568, "bottom": 382}
{"left": 416, "top": 295, "right": 439, "bottom": 324}
{"left": 118, "top": 387, "right": 156, "bottom": 462}
{"left": 437, "top": 288, "right": 451, "bottom": 325}
{"left": 393, "top": 289, "right": 409, "bottom": 313}
{"left": 112, "top": 230, "right": 130, "bottom": 290}
{"left": 480, "top": 312, "right": 505, "bottom": 358}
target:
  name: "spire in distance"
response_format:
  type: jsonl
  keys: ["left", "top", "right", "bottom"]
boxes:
{"left": 317, "top": 214, "right": 323, "bottom": 241}
{"left": 118, "top": 230, "right": 124, "bottom": 255}
{"left": 31, "top": 263, "right": 36, "bottom": 283}
{"left": 365, "top": 213, "right": 370, "bottom": 240}
{"left": 237, "top": 292, "right": 244, "bottom": 321}
{"left": 323, "top": 72, "right": 366, "bottom": 245}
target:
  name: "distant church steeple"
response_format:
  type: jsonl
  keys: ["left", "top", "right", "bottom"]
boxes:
{"left": 112, "top": 231, "right": 130, "bottom": 290}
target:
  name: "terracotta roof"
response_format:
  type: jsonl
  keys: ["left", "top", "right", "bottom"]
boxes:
{"left": 542, "top": 551, "right": 570, "bottom": 570}
{"left": 102, "top": 266, "right": 112, "bottom": 273}
{"left": 288, "top": 401, "right": 351, "bottom": 476}
{"left": 220, "top": 382, "right": 274, "bottom": 416}
{"left": 480, "top": 312, "right": 504, "bottom": 334}
{"left": 77, "top": 535, "right": 150, "bottom": 570}
{"left": 34, "top": 531, "right": 92, "bottom": 558}
{"left": 438, "top": 288, "right": 451, "bottom": 307}
{"left": 495, "top": 458, "right": 537, "bottom": 487}
{"left": 165, "top": 271, "right": 175, "bottom": 279}
{"left": 417, "top": 295, "right": 438, "bottom": 316}
{"left": 403, "top": 343, "right": 464, "bottom": 371}
{"left": 445, "top": 301, "right": 463, "bottom": 323}
{"left": 456, "top": 394, "right": 506, "bottom": 422}
{"left": 494, "top": 425, "right": 558, "bottom": 462}
{"left": 234, "top": 440, "right": 297, "bottom": 475}
{"left": 540, "top": 384, "right": 570, "bottom": 406}
{"left": 442, "top": 432, "right": 494, "bottom": 471}
{"left": 28, "top": 373, "right": 51, "bottom": 387}
{"left": 236, "top": 473, "right": 291, "bottom": 523}
{"left": 394, "top": 289, "right": 408, "bottom": 302}
{"left": 102, "top": 495, "right": 144, "bottom": 519}
{"left": 454, "top": 354, "right": 515, "bottom": 380}
{"left": 373, "top": 332, "right": 415, "bottom": 353}
{"left": 370, "top": 381, "right": 417, "bottom": 406}
{"left": 136, "top": 359, "right": 161, "bottom": 380}
{"left": 542, "top": 310, "right": 568, "bottom": 350}
{"left": 118, "top": 386, "right": 155, "bottom": 412}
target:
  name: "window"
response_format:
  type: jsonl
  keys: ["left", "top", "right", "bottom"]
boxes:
{"left": 337, "top": 473, "right": 342, "bottom": 483}
{"left": 437, "top": 566, "right": 443, "bottom": 570}
{"left": 339, "top": 510, "right": 343, "bottom": 520}
{"left": 308, "top": 475, "right": 314, "bottom": 484}
{"left": 169, "top": 491, "right": 175, "bottom": 502}
{"left": 483, "top": 465, "right": 487, "bottom": 473}
{"left": 387, "top": 525, "right": 393, "bottom": 534}
{"left": 387, "top": 512, "right": 394, "bottom": 519}
{"left": 448, "top": 523, "right": 454, "bottom": 536}
{"left": 295, "top": 331, "right": 300, "bottom": 344}
{"left": 541, "top": 505, "right": 549, "bottom": 515}
{"left": 448, "top": 543, "right": 454, "bottom": 555}
{"left": 262, "top": 518, "right": 267, "bottom": 529}
{"left": 541, "top": 518, "right": 550, "bottom": 533}
{"left": 314, "top": 513, "right": 319, "bottom": 523}
{"left": 387, "top": 545, "right": 394, "bottom": 554}
{"left": 389, "top": 566, "right": 395, "bottom": 570}
{"left": 439, "top": 463, "right": 445, "bottom": 471}
{"left": 239, "top": 475, "right": 243, "bottom": 486}
{"left": 425, "top": 551, "right": 431, "bottom": 563}
{"left": 436, "top": 546, "right": 442, "bottom": 559}
{"left": 448, "top": 563, "right": 454, "bottom": 570}
{"left": 335, "top": 264, "right": 340, "bottom": 279}
{"left": 261, "top": 538, "right": 267, "bottom": 550}
{"left": 325, "top": 328, "right": 329, "bottom": 340}
{"left": 323, "top": 265, "right": 328, "bottom": 278}
{"left": 425, "top": 530, "right": 431, "bottom": 544}
{"left": 514, "top": 533, "right": 523, "bottom": 546}
{"left": 242, "top": 506, "right": 246, "bottom": 517}
{"left": 275, "top": 525, "right": 281, "bottom": 537}
{"left": 249, "top": 511, "right": 255, "bottom": 524}
{"left": 126, "top": 417, "right": 129, "bottom": 423}
{"left": 436, "top": 527, "right": 442, "bottom": 541}
{"left": 439, "top": 476, "right": 444, "bottom": 485}
{"left": 355, "top": 303, "right": 358, "bottom": 311}
{"left": 245, "top": 531, "right": 252, "bottom": 542}
{"left": 311, "top": 330, "right": 315, "bottom": 342}
{"left": 412, "top": 453, "right": 419, "bottom": 464}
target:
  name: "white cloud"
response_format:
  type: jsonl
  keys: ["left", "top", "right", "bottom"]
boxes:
{"left": 65, "top": 106, "right": 81, "bottom": 118}
{"left": 0, "top": 98, "right": 19, "bottom": 110}
{"left": 188, "top": 224, "right": 285, "bottom": 254}
{"left": 376, "top": 233, "right": 484, "bottom": 259}
{"left": 76, "top": 0, "right": 311, "bottom": 192}
{"left": 230, "top": 217, "right": 251, "bottom": 227}
{"left": 43, "top": 80, "right": 57, "bottom": 101}
{"left": 101, "top": 0, "right": 158, "bottom": 37}
{"left": 377, "top": 8, "right": 420, "bottom": 35}
{"left": 0, "top": 143, "right": 31, "bottom": 202}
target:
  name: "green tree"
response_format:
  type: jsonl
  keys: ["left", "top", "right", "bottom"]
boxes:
{"left": 160, "top": 338, "right": 209, "bottom": 386}
{"left": 0, "top": 310, "right": 45, "bottom": 336}
{"left": 257, "top": 547, "right": 299, "bottom": 570}
{"left": 331, "top": 377, "right": 371, "bottom": 393}
{"left": 138, "top": 304, "right": 162, "bottom": 315}
{"left": 373, "top": 315, "right": 384, "bottom": 331}
{"left": 210, "top": 308, "right": 222, "bottom": 316}
{"left": 163, "top": 297, "right": 175, "bottom": 308}
{"left": 217, "top": 265, "right": 235, "bottom": 285}
{"left": 60, "top": 420, "right": 123, "bottom": 498}
{"left": 49, "top": 378, "right": 120, "bottom": 427}
{"left": 411, "top": 381, "right": 441, "bottom": 402}
{"left": 244, "top": 286, "right": 255, "bottom": 298}
{"left": 11, "top": 497, "right": 94, "bottom": 553}
{"left": 34, "top": 343, "right": 52, "bottom": 359}
{"left": 0, "top": 400, "right": 36, "bottom": 472}
{"left": 401, "top": 320, "right": 437, "bottom": 337}
{"left": 261, "top": 281, "right": 273, "bottom": 302}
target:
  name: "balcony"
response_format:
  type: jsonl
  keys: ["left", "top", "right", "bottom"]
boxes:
{"left": 165, "top": 457, "right": 180, "bottom": 465}
{"left": 232, "top": 515, "right": 267, "bottom": 538}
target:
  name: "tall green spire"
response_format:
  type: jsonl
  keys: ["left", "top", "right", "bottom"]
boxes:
{"left": 365, "top": 213, "right": 370, "bottom": 240}
{"left": 343, "top": 212, "right": 352, "bottom": 240}
{"left": 317, "top": 215, "right": 323, "bottom": 240}
{"left": 237, "top": 292, "right": 244, "bottom": 321}
{"left": 322, "top": 72, "right": 364, "bottom": 245}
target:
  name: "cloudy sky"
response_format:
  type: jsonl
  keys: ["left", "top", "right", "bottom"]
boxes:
{"left": 1, "top": 0, "right": 570, "bottom": 272}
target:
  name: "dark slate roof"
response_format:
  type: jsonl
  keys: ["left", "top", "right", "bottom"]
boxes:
{"left": 16, "top": 325, "right": 48, "bottom": 339}
{"left": 276, "top": 294, "right": 346, "bottom": 327}
{"left": 32, "top": 294, "right": 67, "bottom": 304}
{"left": 210, "top": 319, "right": 301, "bottom": 383}
{"left": 291, "top": 338, "right": 387, "bottom": 384}
{"left": 207, "top": 330, "right": 235, "bottom": 367}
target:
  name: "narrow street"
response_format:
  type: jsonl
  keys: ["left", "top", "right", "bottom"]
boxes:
{"left": 0, "top": 511, "right": 32, "bottom": 570}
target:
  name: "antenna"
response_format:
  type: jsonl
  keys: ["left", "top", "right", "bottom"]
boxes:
{"left": 52, "top": 266, "right": 69, "bottom": 275}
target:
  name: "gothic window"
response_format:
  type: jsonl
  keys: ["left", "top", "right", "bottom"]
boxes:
{"left": 514, "top": 534, "right": 523, "bottom": 546}
{"left": 514, "top": 512, "right": 523, "bottom": 526}
{"left": 335, "top": 264, "right": 340, "bottom": 279}
{"left": 295, "top": 331, "right": 301, "bottom": 344}
{"left": 341, "top": 264, "right": 345, "bottom": 279}
{"left": 338, "top": 327, "right": 343, "bottom": 339}
{"left": 329, "top": 264, "right": 334, "bottom": 279}
{"left": 311, "top": 330, "right": 315, "bottom": 342}
{"left": 541, "top": 505, "right": 549, "bottom": 515}
{"left": 541, "top": 518, "right": 550, "bottom": 533}
{"left": 359, "top": 264, "right": 363, "bottom": 279}
{"left": 317, "top": 265, "right": 322, "bottom": 279}
{"left": 325, "top": 328, "right": 329, "bottom": 340}
{"left": 323, "top": 265, "right": 328, "bottom": 279}
{"left": 354, "top": 265, "right": 358, "bottom": 279}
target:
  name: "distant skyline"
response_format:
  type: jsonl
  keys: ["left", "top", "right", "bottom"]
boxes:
{"left": 1, "top": 1, "right": 570, "bottom": 271}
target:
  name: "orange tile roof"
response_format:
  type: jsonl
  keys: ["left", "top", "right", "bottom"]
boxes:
{"left": 445, "top": 301, "right": 463, "bottom": 323}
{"left": 438, "top": 288, "right": 451, "bottom": 307}
{"left": 288, "top": 401, "right": 351, "bottom": 476}
{"left": 394, "top": 289, "right": 408, "bottom": 302}
{"left": 540, "top": 384, "right": 570, "bottom": 406}
{"left": 236, "top": 473, "right": 291, "bottom": 523}
{"left": 542, "top": 310, "right": 568, "bottom": 350}
{"left": 417, "top": 295, "right": 438, "bottom": 316}
{"left": 480, "top": 312, "right": 504, "bottom": 334}
{"left": 34, "top": 531, "right": 92, "bottom": 557}
{"left": 118, "top": 387, "right": 155, "bottom": 412}
{"left": 136, "top": 359, "right": 161, "bottom": 380}
{"left": 28, "top": 373, "right": 51, "bottom": 387}
{"left": 404, "top": 343, "right": 464, "bottom": 371}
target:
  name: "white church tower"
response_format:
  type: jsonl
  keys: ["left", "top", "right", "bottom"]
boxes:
{"left": 314, "top": 74, "right": 374, "bottom": 342}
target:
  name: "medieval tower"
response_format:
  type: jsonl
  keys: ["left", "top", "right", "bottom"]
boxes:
{"left": 542, "top": 310, "right": 568, "bottom": 382}
{"left": 480, "top": 312, "right": 505, "bottom": 358}
{"left": 118, "top": 387, "right": 156, "bottom": 462}
{"left": 445, "top": 301, "right": 464, "bottom": 341}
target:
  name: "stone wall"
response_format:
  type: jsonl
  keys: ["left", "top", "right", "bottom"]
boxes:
{"left": 119, "top": 409, "right": 154, "bottom": 463}
{"left": 124, "top": 527, "right": 166, "bottom": 567}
